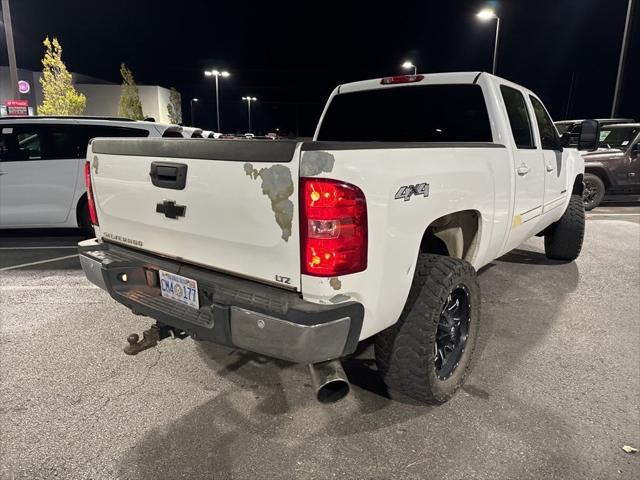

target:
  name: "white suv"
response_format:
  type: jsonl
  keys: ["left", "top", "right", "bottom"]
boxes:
{"left": 0, "top": 116, "right": 177, "bottom": 230}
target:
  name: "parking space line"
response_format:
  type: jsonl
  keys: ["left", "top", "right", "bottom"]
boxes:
{"left": 0, "top": 246, "right": 78, "bottom": 250}
{"left": 0, "top": 254, "right": 79, "bottom": 271}
{"left": 587, "top": 213, "right": 640, "bottom": 216}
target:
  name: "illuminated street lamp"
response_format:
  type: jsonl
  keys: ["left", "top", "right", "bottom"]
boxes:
{"left": 402, "top": 61, "right": 417, "bottom": 75}
{"left": 241, "top": 96, "right": 257, "bottom": 133}
{"left": 204, "top": 69, "right": 230, "bottom": 132}
{"left": 476, "top": 8, "right": 500, "bottom": 75}
{"left": 190, "top": 98, "right": 198, "bottom": 126}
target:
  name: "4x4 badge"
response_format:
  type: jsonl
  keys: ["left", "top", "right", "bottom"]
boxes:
{"left": 395, "top": 183, "right": 430, "bottom": 202}
{"left": 156, "top": 200, "right": 186, "bottom": 219}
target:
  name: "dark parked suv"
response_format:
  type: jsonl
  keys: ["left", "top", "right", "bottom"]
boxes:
{"left": 555, "top": 118, "right": 635, "bottom": 136}
{"left": 581, "top": 123, "right": 640, "bottom": 210}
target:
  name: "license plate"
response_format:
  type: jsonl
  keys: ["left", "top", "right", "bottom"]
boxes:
{"left": 159, "top": 270, "right": 199, "bottom": 310}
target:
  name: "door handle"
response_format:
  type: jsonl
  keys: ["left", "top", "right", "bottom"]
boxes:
{"left": 0, "top": 170, "right": 7, "bottom": 176}
{"left": 546, "top": 164, "right": 555, "bottom": 172}
{"left": 517, "top": 165, "right": 530, "bottom": 176}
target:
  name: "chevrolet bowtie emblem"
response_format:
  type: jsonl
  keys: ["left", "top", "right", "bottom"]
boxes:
{"left": 156, "top": 200, "right": 186, "bottom": 219}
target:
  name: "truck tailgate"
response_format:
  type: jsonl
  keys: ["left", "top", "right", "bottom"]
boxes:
{"left": 89, "top": 138, "right": 301, "bottom": 290}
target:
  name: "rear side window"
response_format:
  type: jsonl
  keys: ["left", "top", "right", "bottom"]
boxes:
{"left": 500, "top": 86, "right": 534, "bottom": 148}
{"left": 47, "top": 126, "right": 83, "bottom": 159}
{"left": 82, "top": 125, "right": 150, "bottom": 141}
{"left": 529, "top": 96, "right": 561, "bottom": 150}
{"left": 79, "top": 125, "right": 150, "bottom": 157}
{"left": 316, "top": 84, "right": 492, "bottom": 142}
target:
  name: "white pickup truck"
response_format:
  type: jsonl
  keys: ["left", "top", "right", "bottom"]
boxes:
{"left": 79, "top": 72, "right": 598, "bottom": 404}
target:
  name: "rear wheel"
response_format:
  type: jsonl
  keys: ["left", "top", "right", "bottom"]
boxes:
{"left": 583, "top": 173, "right": 605, "bottom": 211}
{"left": 375, "top": 254, "right": 480, "bottom": 404}
{"left": 544, "top": 194, "right": 585, "bottom": 261}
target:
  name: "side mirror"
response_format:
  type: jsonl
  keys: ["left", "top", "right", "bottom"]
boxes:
{"left": 631, "top": 143, "right": 640, "bottom": 157}
{"left": 578, "top": 119, "right": 600, "bottom": 151}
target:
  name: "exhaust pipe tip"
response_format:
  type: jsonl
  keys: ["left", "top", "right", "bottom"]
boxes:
{"left": 308, "top": 360, "right": 350, "bottom": 403}
{"left": 317, "top": 378, "right": 350, "bottom": 403}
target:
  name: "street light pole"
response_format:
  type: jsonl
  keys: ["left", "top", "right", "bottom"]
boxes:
{"left": 611, "top": 0, "right": 635, "bottom": 117}
{"left": 204, "top": 69, "right": 230, "bottom": 132}
{"left": 1, "top": 0, "right": 19, "bottom": 98}
{"left": 492, "top": 16, "right": 500, "bottom": 75}
{"left": 215, "top": 74, "right": 220, "bottom": 131}
{"left": 242, "top": 96, "right": 257, "bottom": 133}
{"left": 190, "top": 98, "right": 198, "bottom": 126}
{"left": 476, "top": 8, "right": 500, "bottom": 75}
{"left": 402, "top": 61, "right": 417, "bottom": 75}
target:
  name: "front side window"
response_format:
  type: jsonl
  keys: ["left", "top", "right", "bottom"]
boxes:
{"left": 598, "top": 126, "right": 640, "bottom": 149}
{"left": 530, "top": 96, "right": 561, "bottom": 150}
{"left": 500, "top": 85, "right": 534, "bottom": 149}
{"left": 316, "top": 84, "right": 493, "bottom": 143}
{"left": 0, "top": 126, "right": 43, "bottom": 161}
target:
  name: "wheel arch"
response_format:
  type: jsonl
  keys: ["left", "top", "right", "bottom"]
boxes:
{"left": 584, "top": 166, "right": 612, "bottom": 188}
{"left": 75, "top": 193, "right": 88, "bottom": 228}
{"left": 419, "top": 210, "right": 482, "bottom": 263}
{"left": 572, "top": 173, "right": 584, "bottom": 196}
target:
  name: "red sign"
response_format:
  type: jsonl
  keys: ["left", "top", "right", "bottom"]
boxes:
{"left": 6, "top": 99, "right": 29, "bottom": 116}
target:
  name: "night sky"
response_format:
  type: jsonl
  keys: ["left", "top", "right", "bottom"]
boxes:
{"left": 1, "top": 0, "right": 638, "bottom": 135}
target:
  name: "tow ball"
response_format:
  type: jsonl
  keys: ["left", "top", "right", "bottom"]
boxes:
{"left": 124, "top": 324, "right": 188, "bottom": 355}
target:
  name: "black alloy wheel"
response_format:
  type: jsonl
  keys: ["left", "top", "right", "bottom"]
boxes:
{"left": 434, "top": 284, "right": 471, "bottom": 380}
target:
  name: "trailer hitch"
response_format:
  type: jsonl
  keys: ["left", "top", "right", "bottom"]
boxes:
{"left": 124, "top": 324, "right": 188, "bottom": 355}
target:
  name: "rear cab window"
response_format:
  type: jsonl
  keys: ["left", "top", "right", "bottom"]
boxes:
{"left": 316, "top": 84, "right": 493, "bottom": 142}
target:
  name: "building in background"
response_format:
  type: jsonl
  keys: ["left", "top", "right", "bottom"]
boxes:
{"left": 0, "top": 66, "right": 177, "bottom": 123}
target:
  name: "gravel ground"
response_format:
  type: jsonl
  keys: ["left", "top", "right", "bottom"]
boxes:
{"left": 0, "top": 213, "right": 639, "bottom": 480}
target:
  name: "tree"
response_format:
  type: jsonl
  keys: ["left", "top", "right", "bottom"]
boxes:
{"left": 118, "top": 63, "right": 144, "bottom": 120}
{"left": 167, "top": 87, "right": 182, "bottom": 124}
{"left": 38, "top": 37, "right": 86, "bottom": 116}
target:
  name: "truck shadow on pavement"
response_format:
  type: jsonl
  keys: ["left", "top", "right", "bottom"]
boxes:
{"left": 117, "top": 244, "right": 582, "bottom": 480}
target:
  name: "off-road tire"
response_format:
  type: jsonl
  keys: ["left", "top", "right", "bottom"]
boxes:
{"left": 544, "top": 194, "right": 585, "bottom": 261}
{"left": 374, "top": 254, "right": 480, "bottom": 404}
{"left": 583, "top": 173, "right": 605, "bottom": 211}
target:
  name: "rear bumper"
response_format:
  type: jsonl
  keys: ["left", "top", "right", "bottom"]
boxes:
{"left": 78, "top": 239, "right": 363, "bottom": 364}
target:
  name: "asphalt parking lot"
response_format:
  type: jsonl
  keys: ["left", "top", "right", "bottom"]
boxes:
{"left": 1, "top": 201, "right": 639, "bottom": 480}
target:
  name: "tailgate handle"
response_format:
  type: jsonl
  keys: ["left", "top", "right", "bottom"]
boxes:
{"left": 149, "top": 162, "right": 187, "bottom": 190}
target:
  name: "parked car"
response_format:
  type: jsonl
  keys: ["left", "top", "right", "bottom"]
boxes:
{"left": 0, "top": 116, "right": 177, "bottom": 230}
{"left": 78, "top": 72, "right": 597, "bottom": 404}
{"left": 555, "top": 118, "right": 634, "bottom": 142}
{"left": 581, "top": 123, "right": 640, "bottom": 210}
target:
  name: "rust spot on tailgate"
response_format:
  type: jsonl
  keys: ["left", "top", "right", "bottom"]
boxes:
{"left": 243, "top": 163, "right": 294, "bottom": 241}
{"left": 329, "top": 277, "right": 342, "bottom": 290}
{"left": 300, "top": 151, "right": 335, "bottom": 177}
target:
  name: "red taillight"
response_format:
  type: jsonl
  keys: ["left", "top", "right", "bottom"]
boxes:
{"left": 300, "top": 178, "right": 367, "bottom": 277}
{"left": 380, "top": 74, "right": 424, "bottom": 85}
{"left": 84, "top": 161, "right": 99, "bottom": 226}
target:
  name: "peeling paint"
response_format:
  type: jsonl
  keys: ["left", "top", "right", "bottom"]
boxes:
{"left": 329, "top": 277, "right": 342, "bottom": 290}
{"left": 329, "top": 294, "right": 350, "bottom": 304}
{"left": 300, "top": 151, "right": 335, "bottom": 177}
{"left": 244, "top": 163, "right": 294, "bottom": 241}
{"left": 243, "top": 162, "right": 259, "bottom": 179}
